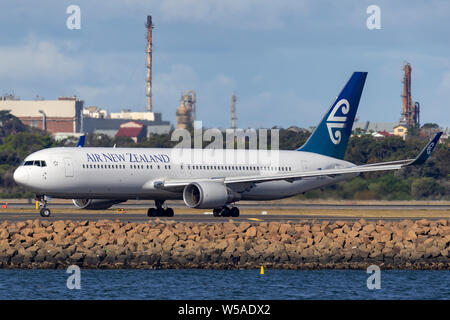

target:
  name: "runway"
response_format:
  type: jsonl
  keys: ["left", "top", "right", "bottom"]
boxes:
{"left": 4, "top": 202, "right": 450, "bottom": 211}
{"left": 0, "top": 201, "right": 449, "bottom": 223}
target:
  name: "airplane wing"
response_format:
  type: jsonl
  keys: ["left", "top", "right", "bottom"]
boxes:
{"left": 154, "top": 132, "right": 442, "bottom": 190}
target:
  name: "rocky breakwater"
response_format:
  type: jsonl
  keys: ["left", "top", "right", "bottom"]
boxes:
{"left": 0, "top": 219, "right": 448, "bottom": 269}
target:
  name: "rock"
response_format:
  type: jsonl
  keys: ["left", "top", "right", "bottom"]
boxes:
{"left": 279, "top": 224, "right": 291, "bottom": 234}
{"left": 69, "top": 252, "right": 85, "bottom": 263}
{"left": 215, "top": 240, "right": 228, "bottom": 251}
{"left": 268, "top": 222, "right": 280, "bottom": 234}
{"left": 158, "top": 229, "right": 173, "bottom": 242}
{"left": 245, "top": 227, "right": 257, "bottom": 238}
{"left": 237, "top": 222, "right": 251, "bottom": 233}
{"left": 0, "top": 229, "right": 9, "bottom": 239}
{"left": 116, "top": 236, "right": 128, "bottom": 247}
{"left": 404, "top": 229, "right": 417, "bottom": 241}
{"left": 222, "top": 222, "right": 235, "bottom": 233}
{"left": 362, "top": 224, "right": 375, "bottom": 234}
{"left": 164, "top": 235, "right": 178, "bottom": 249}
{"left": 73, "top": 227, "right": 86, "bottom": 235}
{"left": 33, "top": 233, "right": 49, "bottom": 241}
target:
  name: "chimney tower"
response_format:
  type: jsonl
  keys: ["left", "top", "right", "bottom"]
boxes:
{"left": 401, "top": 62, "right": 419, "bottom": 127}
{"left": 146, "top": 16, "right": 153, "bottom": 112}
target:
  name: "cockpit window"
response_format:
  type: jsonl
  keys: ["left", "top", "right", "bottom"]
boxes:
{"left": 22, "top": 160, "right": 46, "bottom": 167}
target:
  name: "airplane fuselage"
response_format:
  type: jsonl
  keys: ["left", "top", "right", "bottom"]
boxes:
{"left": 14, "top": 147, "right": 356, "bottom": 202}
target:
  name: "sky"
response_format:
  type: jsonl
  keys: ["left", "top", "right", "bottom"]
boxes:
{"left": 0, "top": 0, "right": 449, "bottom": 129}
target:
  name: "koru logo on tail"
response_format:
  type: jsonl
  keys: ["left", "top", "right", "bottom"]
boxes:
{"left": 326, "top": 99, "right": 350, "bottom": 144}
{"left": 426, "top": 142, "right": 435, "bottom": 155}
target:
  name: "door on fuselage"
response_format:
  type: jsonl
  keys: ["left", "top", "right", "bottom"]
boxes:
{"left": 64, "top": 158, "right": 74, "bottom": 177}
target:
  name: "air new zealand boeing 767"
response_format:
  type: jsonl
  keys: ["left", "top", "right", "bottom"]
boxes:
{"left": 13, "top": 72, "right": 442, "bottom": 217}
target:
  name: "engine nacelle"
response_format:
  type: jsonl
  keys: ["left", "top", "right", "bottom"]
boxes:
{"left": 72, "top": 199, "right": 126, "bottom": 210}
{"left": 183, "top": 181, "right": 240, "bottom": 209}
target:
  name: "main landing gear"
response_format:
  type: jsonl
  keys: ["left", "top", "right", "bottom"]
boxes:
{"left": 147, "top": 200, "right": 174, "bottom": 217}
{"left": 36, "top": 195, "right": 51, "bottom": 217}
{"left": 213, "top": 206, "right": 239, "bottom": 218}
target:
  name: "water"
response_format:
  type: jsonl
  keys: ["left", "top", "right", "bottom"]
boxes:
{"left": 0, "top": 269, "right": 448, "bottom": 300}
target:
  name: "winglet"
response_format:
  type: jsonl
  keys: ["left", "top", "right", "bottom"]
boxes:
{"left": 407, "top": 132, "right": 442, "bottom": 166}
{"left": 76, "top": 134, "right": 85, "bottom": 147}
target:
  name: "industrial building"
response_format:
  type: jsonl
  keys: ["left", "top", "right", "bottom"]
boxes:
{"left": 0, "top": 95, "right": 83, "bottom": 134}
{"left": 1, "top": 15, "right": 172, "bottom": 140}
{"left": 115, "top": 121, "right": 147, "bottom": 143}
{"left": 176, "top": 90, "right": 196, "bottom": 129}
{"left": 400, "top": 62, "right": 420, "bottom": 127}
{"left": 83, "top": 116, "right": 171, "bottom": 138}
{"left": 352, "top": 62, "right": 424, "bottom": 139}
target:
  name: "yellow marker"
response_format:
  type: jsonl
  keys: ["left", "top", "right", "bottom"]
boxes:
{"left": 35, "top": 201, "right": 39, "bottom": 210}
{"left": 248, "top": 218, "right": 263, "bottom": 222}
{"left": 260, "top": 266, "right": 264, "bottom": 275}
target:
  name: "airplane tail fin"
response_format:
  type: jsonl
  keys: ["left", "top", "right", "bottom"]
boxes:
{"left": 298, "top": 72, "right": 367, "bottom": 159}
{"left": 76, "top": 134, "right": 85, "bottom": 147}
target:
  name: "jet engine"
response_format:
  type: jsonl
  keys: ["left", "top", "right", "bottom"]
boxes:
{"left": 72, "top": 199, "right": 126, "bottom": 210}
{"left": 183, "top": 181, "right": 240, "bottom": 209}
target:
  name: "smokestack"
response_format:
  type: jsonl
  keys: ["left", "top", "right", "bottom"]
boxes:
{"left": 231, "top": 93, "right": 237, "bottom": 129}
{"left": 401, "top": 62, "right": 412, "bottom": 125}
{"left": 146, "top": 16, "right": 153, "bottom": 112}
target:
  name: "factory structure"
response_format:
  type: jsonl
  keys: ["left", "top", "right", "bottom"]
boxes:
{"left": 400, "top": 62, "right": 420, "bottom": 128}
{"left": 176, "top": 90, "right": 196, "bottom": 129}
{"left": 0, "top": 95, "right": 83, "bottom": 134}
{"left": 0, "top": 15, "right": 171, "bottom": 142}
{"left": 352, "top": 62, "right": 438, "bottom": 139}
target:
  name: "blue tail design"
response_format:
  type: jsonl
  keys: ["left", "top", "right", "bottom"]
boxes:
{"left": 298, "top": 72, "right": 367, "bottom": 159}
{"left": 76, "top": 134, "right": 85, "bottom": 147}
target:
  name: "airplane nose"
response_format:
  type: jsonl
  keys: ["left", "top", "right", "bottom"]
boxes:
{"left": 13, "top": 167, "right": 29, "bottom": 186}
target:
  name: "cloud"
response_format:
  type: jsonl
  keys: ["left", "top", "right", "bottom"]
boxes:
{"left": 438, "top": 71, "right": 450, "bottom": 92}
{"left": 0, "top": 37, "right": 83, "bottom": 82}
{"left": 158, "top": 0, "right": 309, "bottom": 29}
{"left": 238, "top": 90, "right": 323, "bottom": 129}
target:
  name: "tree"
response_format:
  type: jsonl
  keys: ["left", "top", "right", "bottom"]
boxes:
{"left": 411, "top": 177, "right": 443, "bottom": 199}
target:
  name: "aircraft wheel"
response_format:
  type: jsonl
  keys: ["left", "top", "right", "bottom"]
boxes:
{"left": 213, "top": 208, "right": 221, "bottom": 217}
{"left": 147, "top": 208, "right": 156, "bottom": 217}
{"left": 165, "top": 208, "right": 174, "bottom": 217}
{"left": 40, "top": 208, "right": 51, "bottom": 217}
{"left": 221, "top": 207, "right": 231, "bottom": 217}
{"left": 230, "top": 207, "right": 239, "bottom": 217}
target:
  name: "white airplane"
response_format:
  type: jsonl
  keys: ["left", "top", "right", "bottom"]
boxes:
{"left": 13, "top": 72, "right": 442, "bottom": 218}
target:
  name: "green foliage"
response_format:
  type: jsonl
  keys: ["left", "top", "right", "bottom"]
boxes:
{"left": 411, "top": 177, "right": 444, "bottom": 199}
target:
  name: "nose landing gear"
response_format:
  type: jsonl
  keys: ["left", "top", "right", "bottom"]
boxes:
{"left": 36, "top": 195, "right": 51, "bottom": 217}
